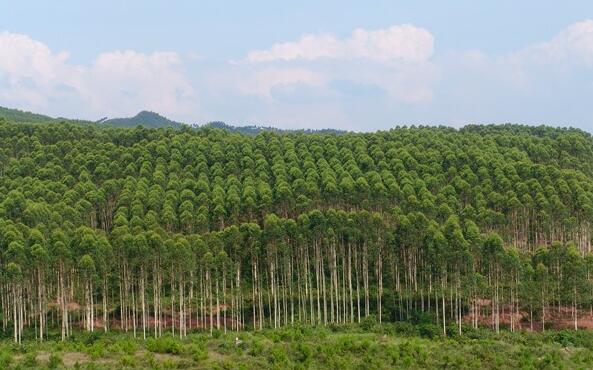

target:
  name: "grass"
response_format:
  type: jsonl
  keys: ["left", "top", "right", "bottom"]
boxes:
{"left": 1, "top": 323, "right": 593, "bottom": 369}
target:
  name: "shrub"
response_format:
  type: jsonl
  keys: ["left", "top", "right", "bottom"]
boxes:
{"left": 83, "top": 331, "right": 102, "bottom": 345}
{"left": 146, "top": 337, "right": 182, "bottom": 354}
{"left": 392, "top": 321, "right": 417, "bottom": 336}
{"left": 418, "top": 323, "right": 440, "bottom": 339}
{"left": 360, "top": 315, "right": 378, "bottom": 331}
{"left": 162, "top": 358, "right": 182, "bottom": 369}
{"left": 0, "top": 350, "right": 12, "bottom": 368}
{"left": 86, "top": 342, "right": 106, "bottom": 359}
{"left": 47, "top": 353, "right": 63, "bottom": 369}
{"left": 267, "top": 344, "right": 289, "bottom": 365}
{"left": 108, "top": 339, "right": 138, "bottom": 355}
{"left": 293, "top": 342, "right": 312, "bottom": 363}
{"left": 22, "top": 352, "right": 37, "bottom": 367}
{"left": 410, "top": 311, "right": 436, "bottom": 325}
{"left": 192, "top": 346, "right": 209, "bottom": 362}
{"left": 143, "top": 352, "right": 157, "bottom": 368}
{"left": 120, "top": 354, "right": 137, "bottom": 367}
{"left": 248, "top": 339, "right": 264, "bottom": 357}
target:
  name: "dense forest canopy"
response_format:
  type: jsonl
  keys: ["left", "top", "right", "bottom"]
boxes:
{"left": 0, "top": 118, "right": 592, "bottom": 343}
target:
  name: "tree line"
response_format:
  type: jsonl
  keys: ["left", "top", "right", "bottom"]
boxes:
{"left": 0, "top": 119, "right": 592, "bottom": 343}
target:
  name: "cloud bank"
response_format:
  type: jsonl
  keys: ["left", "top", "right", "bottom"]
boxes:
{"left": 0, "top": 21, "right": 592, "bottom": 131}
{"left": 246, "top": 24, "right": 433, "bottom": 63}
{"left": 0, "top": 31, "right": 196, "bottom": 120}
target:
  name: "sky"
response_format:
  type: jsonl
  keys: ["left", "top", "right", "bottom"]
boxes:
{"left": 0, "top": 1, "right": 592, "bottom": 132}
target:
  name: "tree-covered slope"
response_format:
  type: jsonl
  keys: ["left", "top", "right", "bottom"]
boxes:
{"left": 0, "top": 106, "right": 55, "bottom": 123}
{"left": 100, "top": 110, "right": 185, "bottom": 129}
{"left": 101, "top": 111, "right": 183, "bottom": 128}
{"left": 0, "top": 105, "right": 346, "bottom": 134}
{"left": 0, "top": 106, "right": 94, "bottom": 126}
{"left": 0, "top": 120, "right": 592, "bottom": 343}
{"left": 204, "top": 121, "right": 347, "bottom": 135}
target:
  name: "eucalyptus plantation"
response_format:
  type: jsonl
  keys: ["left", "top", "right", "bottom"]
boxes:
{"left": 0, "top": 120, "right": 593, "bottom": 342}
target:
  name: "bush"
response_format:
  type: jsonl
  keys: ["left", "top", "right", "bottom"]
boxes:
{"left": 192, "top": 346, "right": 209, "bottom": 362}
{"left": 82, "top": 331, "right": 102, "bottom": 345}
{"left": 143, "top": 352, "right": 157, "bottom": 368}
{"left": 0, "top": 350, "right": 12, "bottom": 368}
{"left": 248, "top": 339, "right": 264, "bottom": 357}
{"left": 86, "top": 342, "right": 106, "bottom": 359}
{"left": 293, "top": 342, "right": 312, "bottom": 363}
{"left": 268, "top": 345, "right": 289, "bottom": 365}
{"left": 146, "top": 336, "right": 182, "bottom": 354}
{"left": 162, "top": 358, "right": 183, "bottom": 369}
{"left": 22, "top": 352, "right": 37, "bottom": 367}
{"left": 360, "top": 315, "right": 378, "bottom": 331}
{"left": 184, "top": 341, "right": 209, "bottom": 362}
{"left": 548, "top": 329, "right": 593, "bottom": 348}
{"left": 410, "top": 310, "right": 435, "bottom": 325}
{"left": 277, "top": 327, "right": 305, "bottom": 342}
{"left": 47, "top": 353, "right": 63, "bottom": 369}
{"left": 344, "top": 337, "right": 371, "bottom": 355}
{"left": 392, "top": 321, "right": 417, "bottom": 336}
{"left": 418, "top": 323, "right": 440, "bottom": 339}
{"left": 108, "top": 339, "right": 138, "bottom": 355}
{"left": 120, "top": 354, "right": 137, "bottom": 367}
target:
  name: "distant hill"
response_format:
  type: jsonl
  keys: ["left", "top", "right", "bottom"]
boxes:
{"left": 204, "top": 121, "right": 347, "bottom": 135}
{"left": 0, "top": 105, "right": 346, "bottom": 134}
{"left": 0, "top": 106, "right": 93, "bottom": 125}
{"left": 0, "top": 106, "right": 56, "bottom": 123}
{"left": 100, "top": 111, "right": 185, "bottom": 129}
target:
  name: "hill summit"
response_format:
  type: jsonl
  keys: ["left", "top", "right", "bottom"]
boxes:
{"left": 99, "top": 110, "right": 185, "bottom": 128}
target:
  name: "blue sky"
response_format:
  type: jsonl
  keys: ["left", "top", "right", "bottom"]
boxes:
{"left": 0, "top": 1, "right": 592, "bottom": 131}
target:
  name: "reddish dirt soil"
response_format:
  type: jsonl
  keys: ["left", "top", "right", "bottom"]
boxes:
{"left": 464, "top": 299, "right": 593, "bottom": 331}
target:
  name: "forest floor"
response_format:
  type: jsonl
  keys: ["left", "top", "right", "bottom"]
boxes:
{"left": 465, "top": 301, "right": 593, "bottom": 331}
{"left": 2, "top": 321, "right": 593, "bottom": 369}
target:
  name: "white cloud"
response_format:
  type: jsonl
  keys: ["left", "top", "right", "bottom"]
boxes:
{"left": 444, "top": 19, "right": 593, "bottom": 93}
{"left": 247, "top": 34, "right": 340, "bottom": 62}
{"left": 81, "top": 50, "right": 195, "bottom": 118}
{"left": 0, "top": 32, "right": 72, "bottom": 107}
{"left": 2, "top": 20, "right": 593, "bottom": 131}
{"left": 237, "top": 67, "right": 327, "bottom": 100}
{"left": 239, "top": 24, "right": 437, "bottom": 104}
{"left": 0, "top": 32, "right": 70, "bottom": 83}
{"left": 246, "top": 24, "right": 434, "bottom": 63}
{"left": 516, "top": 20, "right": 593, "bottom": 64}
{"left": 0, "top": 32, "right": 196, "bottom": 120}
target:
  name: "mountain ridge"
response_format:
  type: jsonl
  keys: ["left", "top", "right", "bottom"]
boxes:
{"left": 99, "top": 110, "right": 185, "bottom": 129}
{"left": 0, "top": 105, "right": 347, "bottom": 135}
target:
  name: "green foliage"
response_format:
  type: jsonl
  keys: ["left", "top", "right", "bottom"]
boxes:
{"left": 360, "top": 315, "right": 378, "bottom": 331}
{"left": 119, "top": 354, "right": 136, "bottom": 367}
{"left": 22, "top": 352, "right": 37, "bottom": 367}
{"left": 1, "top": 117, "right": 593, "bottom": 349}
{"left": 0, "top": 349, "right": 12, "bottom": 368}
{"left": 191, "top": 345, "right": 208, "bottom": 362}
{"left": 0, "top": 106, "right": 56, "bottom": 124}
{"left": 0, "top": 327, "right": 591, "bottom": 369}
{"left": 108, "top": 339, "right": 138, "bottom": 355}
{"left": 146, "top": 336, "right": 182, "bottom": 354}
{"left": 101, "top": 111, "right": 184, "bottom": 129}
{"left": 248, "top": 338, "right": 265, "bottom": 357}
{"left": 47, "top": 352, "right": 62, "bottom": 369}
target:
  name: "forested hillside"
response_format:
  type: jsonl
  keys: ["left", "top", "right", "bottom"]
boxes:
{"left": 0, "top": 119, "right": 592, "bottom": 344}
{"left": 100, "top": 111, "right": 185, "bottom": 129}
{"left": 204, "top": 121, "right": 347, "bottom": 136}
{"left": 0, "top": 107, "right": 55, "bottom": 123}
